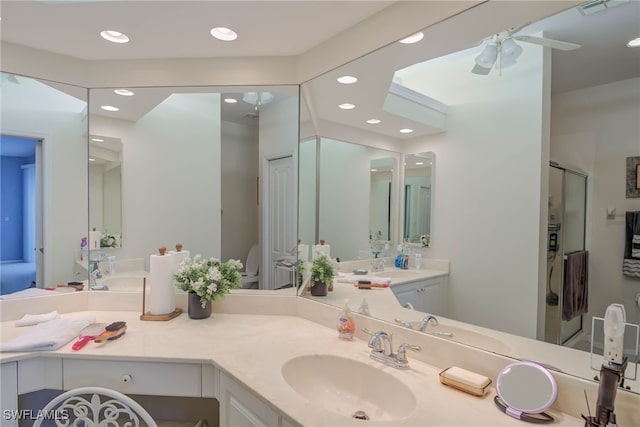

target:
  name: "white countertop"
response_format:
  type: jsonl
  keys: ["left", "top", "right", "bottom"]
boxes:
{"left": 0, "top": 309, "right": 586, "bottom": 426}
{"left": 306, "top": 264, "right": 640, "bottom": 396}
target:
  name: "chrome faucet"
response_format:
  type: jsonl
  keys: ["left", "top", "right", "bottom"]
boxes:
{"left": 365, "top": 329, "right": 421, "bottom": 369}
{"left": 367, "top": 330, "right": 393, "bottom": 356}
{"left": 419, "top": 315, "right": 439, "bottom": 332}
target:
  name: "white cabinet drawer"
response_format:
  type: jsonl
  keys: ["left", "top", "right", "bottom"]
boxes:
{"left": 18, "top": 357, "right": 62, "bottom": 394}
{"left": 63, "top": 359, "right": 202, "bottom": 397}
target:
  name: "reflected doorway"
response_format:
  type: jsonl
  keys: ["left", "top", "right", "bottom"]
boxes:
{"left": 0, "top": 134, "right": 43, "bottom": 294}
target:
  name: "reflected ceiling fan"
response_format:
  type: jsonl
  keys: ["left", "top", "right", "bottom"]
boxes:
{"left": 472, "top": 29, "right": 581, "bottom": 75}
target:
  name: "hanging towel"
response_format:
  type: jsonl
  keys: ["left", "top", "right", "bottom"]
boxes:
{"left": 623, "top": 211, "right": 640, "bottom": 278}
{"left": 562, "top": 250, "right": 589, "bottom": 321}
{"left": 1, "top": 316, "right": 95, "bottom": 352}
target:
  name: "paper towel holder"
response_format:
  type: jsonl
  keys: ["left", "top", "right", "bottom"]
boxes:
{"left": 141, "top": 277, "right": 182, "bottom": 321}
{"left": 140, "top": 247, "right": 182, "bottom": 321}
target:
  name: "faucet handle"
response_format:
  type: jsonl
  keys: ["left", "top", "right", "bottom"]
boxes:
{"left": 396, "top": 343, "right": 421, "bottom": 362}
{"left": 394, "top": 318, "right": 412, "bottom": 329}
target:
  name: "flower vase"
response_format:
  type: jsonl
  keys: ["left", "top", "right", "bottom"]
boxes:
{"left": 188, "top": 292, "right": 211, "bottom": 319}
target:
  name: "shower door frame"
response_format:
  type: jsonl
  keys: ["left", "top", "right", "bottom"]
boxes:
{"left": 546, "top": 162, "right": 589, "bottom": 346}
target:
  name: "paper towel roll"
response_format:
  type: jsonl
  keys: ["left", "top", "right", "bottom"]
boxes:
{"left": 312, "top": 240, "right": 330, "bottom": 260}
{"left": 149, "top": 247, "right": 176, "bottom": 315}
{"left": 90, "top": 228, "right": 101, "bottom": 250}
{"left": 169, "top": 244, "right": 191, "bottom": 273}
{"left": 297, "top": 244, "right": 309, "bottom": 263}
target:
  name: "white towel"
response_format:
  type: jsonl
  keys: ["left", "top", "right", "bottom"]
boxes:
{"left": 15, "top": 310, "right": 60, "bottom": 327}
{"left": 1, "top": 316, "right": 96, "bottom": 352}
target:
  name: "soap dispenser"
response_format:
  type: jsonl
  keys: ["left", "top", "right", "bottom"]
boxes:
{"left": 337, "top": 299, "right": 355, "bottom": 341}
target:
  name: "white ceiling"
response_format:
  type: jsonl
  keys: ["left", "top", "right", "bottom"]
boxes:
{"left": 2, "top": 1, "right": 638, "bottom": 140}
{"left": 304, "top": 0, "right": 640, "bottom": 141}
{"left": 0, "top": 1, "right": 393, "bottom": 60}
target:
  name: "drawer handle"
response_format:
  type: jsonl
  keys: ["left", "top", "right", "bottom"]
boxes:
{"left": 122, "top": 374, "right": 132, "bottom": 384}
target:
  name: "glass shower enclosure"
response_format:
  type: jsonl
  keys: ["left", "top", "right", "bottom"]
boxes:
{"left": 545, "top": 163, "right": 588, "bottom": 345}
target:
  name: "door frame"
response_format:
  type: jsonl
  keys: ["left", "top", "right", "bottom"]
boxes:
{"left": 2, "top": 129, "right": 50, "bottom": 287}
{"left": 261, "top": 151, "right": 297, "bottom": 290}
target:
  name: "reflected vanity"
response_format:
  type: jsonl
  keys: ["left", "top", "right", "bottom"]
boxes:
{"left": 1, "top": 0, "right": 639, "bottom": 404}
{"left": 296, "top": 0, "right": 640, "bottom": 397}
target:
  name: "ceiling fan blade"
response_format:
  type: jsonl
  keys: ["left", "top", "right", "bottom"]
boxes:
{"left": 471, "top": 64, "right": 492, "bottom": 75}
{"left": 515, "top": 35, "right": 581, "bottom": 51}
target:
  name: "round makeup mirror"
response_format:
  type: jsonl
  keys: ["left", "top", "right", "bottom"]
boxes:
{"left": 495, "top": 361, "right": 558, "bottom": 423}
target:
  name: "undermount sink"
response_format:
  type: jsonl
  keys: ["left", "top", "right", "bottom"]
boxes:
{"left": 282, "top": 354, "right": 416, "bottom": 421}
{"left": 404, "top": 322, "right": 511, "bottom": 354}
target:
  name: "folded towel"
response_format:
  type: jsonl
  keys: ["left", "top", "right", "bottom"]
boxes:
{"left": 1, "top": 316, "right": 96, "bottom": 352}
{"left": 624, "top": 212, "right": 640, "bottom": 277}
{"left": 15, "top": 311, "right": 60, "bottom": 327}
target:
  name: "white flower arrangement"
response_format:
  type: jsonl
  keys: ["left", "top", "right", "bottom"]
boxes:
{"left": 173, "top": 255, "right": 243, "bottom": 308}
{"left": 100, "top": 232, "right": 121, "bottom": 248}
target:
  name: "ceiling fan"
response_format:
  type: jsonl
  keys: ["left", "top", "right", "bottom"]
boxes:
{"left": 472, "top": 29, "right": 581, "bottom": 75}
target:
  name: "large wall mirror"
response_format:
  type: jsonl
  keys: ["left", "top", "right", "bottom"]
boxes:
{"left": 1, "top": 72, "right": 88, "bottom": 296}
{"left": 404, "top": 152, "right": 433, "bottom": 245}
{"left": 89, "top": 135, "right": 122, "bottom": 249}
{"left": 299, "top": 0, "right": 640, "bottom": 395}
{"left": 88, "top": 85, "right": 299, "bottom": 292}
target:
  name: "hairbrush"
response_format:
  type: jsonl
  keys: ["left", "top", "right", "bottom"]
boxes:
{"left": 72, "top": 322, "right": 106, "bottom": 351}
{"left": 94, "top": 321, "right": 127, "bottom": 343}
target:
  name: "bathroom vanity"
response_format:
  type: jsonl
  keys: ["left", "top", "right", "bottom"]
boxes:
{"left": 1, "top": 293, "right": 639, "bottom": 427}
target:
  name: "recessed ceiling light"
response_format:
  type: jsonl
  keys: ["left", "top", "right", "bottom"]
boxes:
{"left": 399, "top": 32, "right": 424, "bottom": 44}
{"left": 338, "top": 103, "right": 355, "bottom": 110}
{"left": 400, "top": 128, "right": 413, "bottom": 133}
{"left": 371, "top": 168, "right": 378, "bottom": 172}
{"left": 114, "top": 89, "right": 134, "bottom": 96}
{"left": 89, "top": 158, "right": 96, "bottom": 162}
{"left": 415, "top": 162, "right": 425, "bottom": 165}
{"left": 337, "top": 75, "right": 358, "bottom": 84}
{"left": 91, "top": 138, "right": 104, "bottom": 142}
{"left": 101, "top": 105, "right": 119, "bottom": 112}
{"left": 224, "top": 98, "right": 238, "bottom": 104}
{"left": 210, "top": 27, "right": 238, "bottom": 41}
{"left": 100, "top": 30, "right": 130, "bottom": 44}
{"left": 366, "top": 119, "right": 381, "bottom": 124}
{"left": 627, "top": 37, "right": 640, "bottom": 48}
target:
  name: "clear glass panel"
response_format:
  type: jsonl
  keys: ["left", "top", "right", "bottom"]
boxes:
{"left": 563, "top": 171, "right": 587, "bottom": 253}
